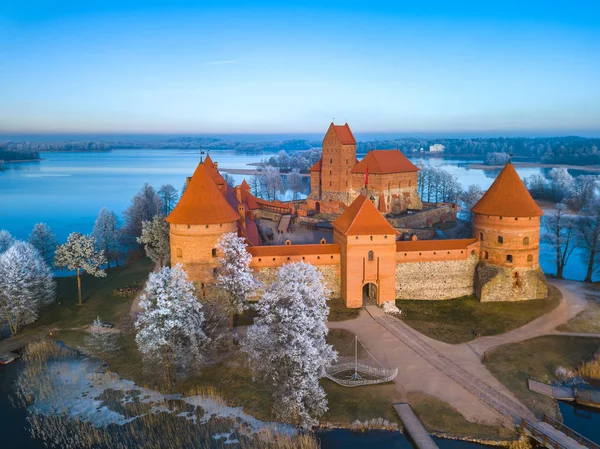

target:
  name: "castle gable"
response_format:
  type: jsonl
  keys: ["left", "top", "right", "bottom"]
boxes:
{"left": 324, "top": 122, "right": 356, "bottom": 146}
{"left": 332, "top": 194, "right": 397, "bottom": 236}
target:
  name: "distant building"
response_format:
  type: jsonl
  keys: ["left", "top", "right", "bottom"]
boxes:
{"left": 429, "top": 144, "right": 445, "bottom": 153}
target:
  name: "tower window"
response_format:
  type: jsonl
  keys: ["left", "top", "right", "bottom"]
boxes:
{"left": 498, "top": 236, "right": 503, "bottom": 244}
{"left": 329, "top": 158, "right": 333, "bottom": 164}
{"left": 523, "top": 237, "right": 530, "bottom": 245}
{"left": 479, "top": 232, "right": 483, "bottom": 241}
{"left": 527, "top": 254, "right": 533, "bottom": 262}
{"left": 212, "top": 248, "right": 217, "bottom": 257}
{"left": 368, "top": 250, "right": 374, "bottom": 261}
{"left": 483, "top": 251, "right": 489, "bottom": 259}
{"left": 329, "top": 181, "right": 332, "bottom": 186}
{"left": 506, "top": 254, "right": 513, "bottom": 263}
{"left": 213, "top": 267, "right": 219, "bottom": 277}
{"left": 346, "top": 159, "right": 349, "bottom": 164}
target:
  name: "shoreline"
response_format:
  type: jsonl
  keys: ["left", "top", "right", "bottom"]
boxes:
{"left": 220, "top": 167, "right": 310, "bottom": 177}
{"left": 468, "top": 162, "right": 600, "bottom": 172}
{"left": 2, "top": 158, "right": 43, "bottom": 164}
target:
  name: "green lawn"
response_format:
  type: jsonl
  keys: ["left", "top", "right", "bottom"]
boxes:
{"left": 409, "top": 392, "right": 516, "bottom": 440}
{"left": 484, "top": 335, "right": 600, "bottom": 419}
{"left": 328, "top": 297, "right": 361, "bottom": 322}
{"left": 396, "top": 286, "right": 560, "bottom": 344}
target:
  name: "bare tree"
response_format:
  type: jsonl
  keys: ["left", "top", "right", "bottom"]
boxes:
{"left": 288, "top": 169, "right": 304, "bottom": 201}
{"left": 577, "top": 200, "right": 600, "bottom": 282}
{"left": 260, "top": 167, "right": 285, "bottom": 201}
{"left": 543, "top": 203, "right": 577, "bottom": 279}
{"left": 123, "top": 183, "right": 163, "bottom": 242}
{"left": 460, "top": 185, "right": 485, "bottom": 221}
{"left": 158, "top": 184, "right": 179, "bottom": 215}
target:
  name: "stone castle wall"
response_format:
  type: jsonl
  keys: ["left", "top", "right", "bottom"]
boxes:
{"left": 395, "top": 255, "right": 479, "bottom": 300}
{"left": 253, "top": 264, "right": 341, "bottom": 298}
{"left": 388, "top": 203, "right": 457, "bottom": 228}
{"left": 476, "top": 263, "right": 547, "bottom": 302}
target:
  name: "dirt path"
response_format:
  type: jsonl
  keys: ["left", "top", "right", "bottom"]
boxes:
{"left": 328, "top": 279, "right": 592, "bottom": 428}
{"left": 0, "top": 327, "right": 55, "bottom": 353}
{"left": 467, "top": 279, "right": 588, "bottom": 358}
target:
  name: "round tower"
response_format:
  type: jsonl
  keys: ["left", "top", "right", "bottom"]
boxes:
{"left": 167, "top": 161, "right": 239, "bottom": 286}
{"left": 471, "top": 162, "right": 547, "bottom": 301}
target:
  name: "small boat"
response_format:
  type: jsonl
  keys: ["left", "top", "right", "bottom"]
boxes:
{"left": 0, "top": 352, "right": 18, "bottom": 365}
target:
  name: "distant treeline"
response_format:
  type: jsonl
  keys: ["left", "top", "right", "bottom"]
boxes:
{"left": 2, "top": 135, "right": 599, "bottom": 166}
{"left": 0, "top": 148, "right": 40, "bottom": 161}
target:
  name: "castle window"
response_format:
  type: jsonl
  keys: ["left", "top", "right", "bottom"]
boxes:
{"left": 479, "top": 232, "right": 483, "bottom": 241}
{"left": 471, "top": 250, "right": 475, "bottom": 256}
{"left": 302, "top": 257, "right": 305, "bottom": 260}
{"left": 419, "top": 252, "right": 422, "bottom": 256}
{"left": 317, "top": 256, "right": 320, "bottom": 259}
{"left": 484, "top": 251, "right": 489, "bottom": 259}
{"left": 384, "top": 235, "right": 388, "bottom": 239}
{"left": 404, "top": 253, "right": 407, "bottom": 256}
{"left": 370, "top": 236, "right": 373, "bottom": 241}
{"left": 515, "top": 217, "right": 518, "bottom": 221}
{"left": 447, "top": 251, "right": 450, "bottom": 254}
{"left": 368, "top": 250, "right": 374, "bottom": 261}
{"left": 329, "top": 170, "right": 332, "bottom": 175}
{"left": 272, "top": 257, "right": 276, "bottom": 261}
{"left": 329, "top": 181, "right": 332, "bottom": 186}
{"left": 527, "top": 254, "right": 533, "bottom": 262}
{"left": 187, "top": 225, "right": 190, "bottom": 229}
{"left": 523, "top": 237, "right": 530, "bottom": 245}
{"left": 498, "top": 236, "right": 503, "bottom": 244}
{"left": 330, "top": 255, "right": 334, "bottom": 259}
{"left": 433, "top": 252, "right": 436, "bottom": 255}
{"left": 176, "top": 248, "right": 182, "bottom": 257}
{"left": 330, "top": 158, "right": 333, "bottom": 164}
{"left": 287, "top": 257, "right": 290, "bottom": 260}
{"left": 346, "top": 159, "right": 349, "bottom": 164}
{"left": 212, "top": 248, "right": 217, "bottom": 257}
{"left": 213, "top": 267, "right": 219, "bottom": 277}
{"left": 258, "top": 258, "right": 262, "bottom": 262}
{"left": 206, "top": 225, "right": 209, "bottom": 229}
{"left": 506, "top": 254, "right": 513, "bottom": 263}
{"left": 500, "top": 216, "right": 503, "bottom": 220}
{"left": 409, "top": 180, "right": 412, "bottom": 187}
{"left": 356, "top": 236, "right": 359, "bottom": 240}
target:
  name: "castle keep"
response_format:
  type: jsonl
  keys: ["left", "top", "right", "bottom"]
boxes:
{"left": 166, "top": 123, "right": 547, "bottom": 307}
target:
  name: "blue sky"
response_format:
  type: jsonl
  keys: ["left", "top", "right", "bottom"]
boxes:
{"left": 1, "top": 1, "right": 599, "bottom": 135}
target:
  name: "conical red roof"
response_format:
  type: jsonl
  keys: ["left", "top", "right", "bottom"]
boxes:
{"left": 472, "top": 162, "right": 543, "bottom": 217}
{"left": 167, "top": 162, "right": 240, "bottom": 225}
{"left": 332, "top": 195, "right": 397, "bottom": 236}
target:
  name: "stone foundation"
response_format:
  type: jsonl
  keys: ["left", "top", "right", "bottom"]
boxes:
{"left": 395, "top": 256, "right": 479, "bottom": 300}
{"left": 475, "top": 263, "right": 548, "bottom": 302}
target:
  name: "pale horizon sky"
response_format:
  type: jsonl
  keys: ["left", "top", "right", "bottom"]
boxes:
{"left": 1, "top": 1, "right": 599, "bottom": 135}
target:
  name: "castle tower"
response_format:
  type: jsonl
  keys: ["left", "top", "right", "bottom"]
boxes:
{"left": 332, "top": 194, "right": 398, "bottom": 308}
{"left": 471, "top": 162, "right": 547, "bottom": 301}
{"left": 320, "top": 123, "right": 356, "bottom": 201}
{"left": 166, "top": 161, "right": 239, "bottom": 285}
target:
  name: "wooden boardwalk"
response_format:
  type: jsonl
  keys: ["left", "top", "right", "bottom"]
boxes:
{"left": 521, "top": 416, "right": 599, "bottom": 449}
{"left": 393, "top": 403, "right": 439, "bottom": 449}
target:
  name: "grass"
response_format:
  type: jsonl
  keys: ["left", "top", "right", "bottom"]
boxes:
{"left": 396, "top": 286, "right": 560, "bottom": 344}
{"left": 557, "top": 302, "right": 600, "bottom": 333}
{"left": 328, "top": 297, "right": 360, "bottom": 322}
{"left": 409, "top": 392, "right": 516, "bottom": 440}
{"left": 23, "top": 258, "right": 153, "bottom": 336}
{"left": 484, "top": 335, "right": 600, "bottom": 418}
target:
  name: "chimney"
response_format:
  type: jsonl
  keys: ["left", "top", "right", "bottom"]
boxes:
{"left": 238, "top": 203, "right": 246, "bottom": 228}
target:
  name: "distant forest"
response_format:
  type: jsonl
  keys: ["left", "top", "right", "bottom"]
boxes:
{"left": 1, "top": 135, "right": 599, "bottom": 166}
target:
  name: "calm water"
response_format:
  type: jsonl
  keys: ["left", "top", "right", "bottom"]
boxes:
{"left": 0, "top": 148, "right": 587, "bottom": 279}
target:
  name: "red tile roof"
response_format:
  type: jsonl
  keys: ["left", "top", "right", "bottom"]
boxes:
{"left": 309, "top": 158, "right": 322, "bottom": 171}
{"left": 248, "top": 243, "right": 340, "bottom": 257}
{"left": 352, "top": 150, "right": 419, "bottom": 175}
{"left": 331, "top": 194, "right": 397, "bottom": 236}
{"left": 328, "top": 123, "right": 356, "bottom": 145}
{"left": 167, "top": 162, "right": 240, "bottom": 225}
{"left": 396, "top": 238, "right": 478, "bottom": 252}
{"left": 472, "top": 162, "right": 543, "bottom": 217}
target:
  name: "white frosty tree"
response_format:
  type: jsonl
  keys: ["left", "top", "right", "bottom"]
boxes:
{"left": 243, "top": 262, "right": 337, "bottom": 428}
{"left": 0, "top": 242, "right": 55, "bottom": 334}
{"left": 460, "top": 184, "right": 484, "bottom": 222}
{"left": 54, "top": 233, "right": 106, "bottom": 305}
{"left": 92, "top": 208, "right": 121, "bottom": 268}
{"left": 0, "top": 230, "right": 15, "bottom": 253}
{"left": 137, "top": 215, "right": 170, "bottom": 268}
{"left": 123, "top": 183, "right": 163, "bottom": 241}
{"left": 135, "top": 265, "right": 208, "bottom": 383}
{"left": 28, "top": 223, "right": 58, "bottom": 266}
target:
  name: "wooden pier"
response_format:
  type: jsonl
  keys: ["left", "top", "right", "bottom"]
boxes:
{"left": 521, "top": 415, "right": 599, "bottom": 449}
{"left": 393, "top": 403, "right": 439, "bottom": 449}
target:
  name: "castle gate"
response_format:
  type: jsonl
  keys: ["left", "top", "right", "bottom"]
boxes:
{"left": 363, "top": 282, "right": 378, "bottom": 306}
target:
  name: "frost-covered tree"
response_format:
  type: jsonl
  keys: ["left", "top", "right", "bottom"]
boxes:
{"left": 92, "top": 208, "right": 120, "bottom": 268}
{"left": 288, "top": 169, "right": 304, "bottom": 201}
{"left": 459, "top": 184, "right": 484, "bottom": 221}
{"left": 485, "top": 152, "right": 510, "bottom": 166}
{"left": 0, "top": 242, "right": 55, "bottom": 334}
{"left": 135, "top": 265, "right": 208, "bottom": 383}
{"left": 158, "top": 184, "right": 179, "bottom": 215}
{"left": 54, "top": 233, "right": 106, "bottom": 305}
{"left": 137, "top": 215, "right": 170, "bottom": 268}
{"left": 260, "top": 167, "right": 285, "bottom": 201}
{"left": 543, "top": 203, "right": 577, "bottom": 279}
{"left": 548, "top": 167, "right": 574, "bottom": 202}
{"left": 243, "top": 262, "right": 337, "bottom": 428}
{"left": 28, "top": 223, "right": 57, "bottom": 266}
{"left": 525, "top": 174, "right": 547, "bottom": 199}
{"left": 0, "top": 230, "right": 15, "bottom": 253}
{"left": 577, "top": 200, "right": 600, "bottom": 282}
{"left": 566, "top": 175, "right": 598, "bottom": 213}
{"left": 222, "top": 173, "right": 236, "bottom": 188}
{"left": 122, "top": 183, "right": 162, "bottom": 241}
{"left": 216, "top": 232, "right": 259, "bottom": 332}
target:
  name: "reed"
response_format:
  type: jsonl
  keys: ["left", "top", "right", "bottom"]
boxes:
{"left": 578, "top": 353, "right": 600, "bottom": 380}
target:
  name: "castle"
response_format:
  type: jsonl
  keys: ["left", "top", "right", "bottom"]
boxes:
{"left": 166, "top": 123, "right": 547, "bottom": 308}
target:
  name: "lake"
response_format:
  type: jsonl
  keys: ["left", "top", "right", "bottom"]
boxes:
{"left": 0, "top": 148, "right": 587, "bottom": 279}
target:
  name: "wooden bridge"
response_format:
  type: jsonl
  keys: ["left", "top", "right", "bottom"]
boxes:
{"left": 521, "top": 415, "right": 599, "bottom": 449}
{"left": 393, "top": 403, "right": 439, "bottom": 449}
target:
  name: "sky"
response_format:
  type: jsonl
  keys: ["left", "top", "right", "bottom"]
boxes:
{"left": 1, "top": 1, "right": 599, "bottom": 136}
